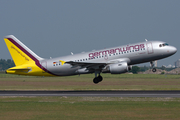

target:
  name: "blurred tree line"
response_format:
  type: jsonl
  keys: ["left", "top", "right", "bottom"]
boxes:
{"left": 130, "top": 66, "right": 150, "bottom": 74}
{"left": 0, "top": 59, "right": 15, "bottom": 71}
{"left": 130, "top": 65, "right": 176, "bottom": 74}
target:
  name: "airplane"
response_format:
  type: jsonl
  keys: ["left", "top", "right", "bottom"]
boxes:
{"left": 4, "top": 35, "right": 177, "bottom": 84}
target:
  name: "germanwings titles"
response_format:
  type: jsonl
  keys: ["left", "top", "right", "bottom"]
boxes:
{"left": 89, "top": 44, "right": 145, "bottom": 58}
{"left": 4, "top": 35, "right": 177, "bottom": 84}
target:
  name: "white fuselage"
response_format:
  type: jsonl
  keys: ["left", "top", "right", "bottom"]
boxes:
{"left": 40, "top": 41, "right": 177, "bottom": 76}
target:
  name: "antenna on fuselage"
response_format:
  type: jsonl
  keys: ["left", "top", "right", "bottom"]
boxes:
{"left": 145, "top": 39, "right": 148, "bottom": 42}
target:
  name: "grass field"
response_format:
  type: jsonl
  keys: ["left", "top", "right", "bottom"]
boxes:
{"left": 0, "top": 73, "right": 180, "bottom": 90}
{"left": 1, "top": 73, "right": 180, "bottom": 120}
{"left": 0, "top": 97, "right": 180, "bottom": 120}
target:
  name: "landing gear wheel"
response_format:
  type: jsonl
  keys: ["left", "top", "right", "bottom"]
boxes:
{"left": 93, "top": 77, "right": 99, "bottom": 84}
{"left": 98, "top": 75, "right": 103, "bottom": 82}
{"left": 152, "top": 68, "right": 156, "bottom": 72}
{"left": 93, "top": 75, "right": 103, "bottom": 84}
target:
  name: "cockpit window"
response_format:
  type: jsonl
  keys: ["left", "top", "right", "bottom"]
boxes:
{"left": 159, "top": 43, "right": 169, "bottom": 47}
{"left": 164, "top": 43, "right": 169, "bottom": 46}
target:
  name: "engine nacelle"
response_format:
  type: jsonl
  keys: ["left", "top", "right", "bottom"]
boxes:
{"left": 108, "top": 62, "right": 131, "bottom": 74}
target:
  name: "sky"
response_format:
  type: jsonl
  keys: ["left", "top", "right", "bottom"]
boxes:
{"left": 0, "top": 0, "right": 179, "bottom": 67}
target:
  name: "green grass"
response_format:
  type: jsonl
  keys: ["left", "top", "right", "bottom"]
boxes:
{"left": 0, "top": 73, "right": 180, "bottom": 90}
{"left": 0, "top": 97, "right": 180, "bottom": 120}
{"left": 1, "top": 72, "right": 180, "bottom": 79}
{"left": 1, "top": 73, "right": 180, "bottom": 120}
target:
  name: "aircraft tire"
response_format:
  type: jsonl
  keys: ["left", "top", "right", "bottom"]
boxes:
{"left": 93, "top": 76, "right": 103, "bottom": 84}
{"left": 93, "top": 77, "right": 99, "bottom": 84}
{"left": 98, "top": 75, "right": 103, "bottom": 82}
{"left": 152, "top": 68, "right": 156, "bottom": 72}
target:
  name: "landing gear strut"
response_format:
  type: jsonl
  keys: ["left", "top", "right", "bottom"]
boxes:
{"left": 93, "top": 72, "right": 103, "bottom": 84}
{"left": 150, "top": 61, "right": 157, "bottom": 72}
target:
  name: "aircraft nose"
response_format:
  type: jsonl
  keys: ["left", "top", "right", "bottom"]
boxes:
{"left": 170, "top": 46, "right": 177, "bottom": 54}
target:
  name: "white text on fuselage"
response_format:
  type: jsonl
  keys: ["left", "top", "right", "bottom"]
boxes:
{"left": 89, "top": 44, "right": 145, "bottom": 58}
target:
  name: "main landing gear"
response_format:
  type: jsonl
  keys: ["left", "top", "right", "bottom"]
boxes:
{"left": 93, "top": 72, "right": 103, "bottom": 84}
{"left": 93, "top": 75, "right": 103, "bottom": 84}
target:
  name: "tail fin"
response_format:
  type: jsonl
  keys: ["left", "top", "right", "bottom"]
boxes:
{"left": 4, "top": 35, "right": 43, "bottom": 66}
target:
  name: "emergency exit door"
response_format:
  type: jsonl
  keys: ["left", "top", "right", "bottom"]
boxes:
{"left": 146, "top": 42, "right": 154, "bottom": 54}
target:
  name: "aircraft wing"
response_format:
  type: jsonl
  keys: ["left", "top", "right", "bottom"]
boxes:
{"left": 60, "top": 58, "right": 130, "bottom": 71}
{"left": 65, "top": 61, "right": 106, "bottom": 70}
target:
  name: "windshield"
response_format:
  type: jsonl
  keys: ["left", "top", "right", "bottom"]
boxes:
{"left": 159, "top": 43, "right": 169, "bottom": 47}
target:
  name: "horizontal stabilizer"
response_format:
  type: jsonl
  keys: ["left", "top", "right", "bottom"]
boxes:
{"left": 7, "top": 66, "right": 32, "bottom": 73}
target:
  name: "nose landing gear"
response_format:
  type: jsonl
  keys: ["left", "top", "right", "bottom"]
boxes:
{"left": 152, "top": 68, "right": 156, "bottom": 72}
{"left": 150, "top": 61, "right": 157, "bottom": 72}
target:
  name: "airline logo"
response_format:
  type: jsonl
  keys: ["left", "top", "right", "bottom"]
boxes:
{"left": 11, "top": 45, "right": 30, "bottom": 61}
{"left": 89, "top": 44, "right": 145, "bottom": 58}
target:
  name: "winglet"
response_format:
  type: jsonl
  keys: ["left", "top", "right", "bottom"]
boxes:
{"left": 59, "top": 60, "right": 66, "bottom": 65}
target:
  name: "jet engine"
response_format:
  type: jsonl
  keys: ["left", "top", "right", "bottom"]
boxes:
{"left": 103, "top": 62, "right": 132, "bottom": 74}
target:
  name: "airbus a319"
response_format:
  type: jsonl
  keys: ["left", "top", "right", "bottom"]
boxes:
{"left": 4, "top": 35, "right": 177, "bottom": 84}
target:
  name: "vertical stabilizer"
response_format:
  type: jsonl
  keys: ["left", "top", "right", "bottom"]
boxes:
{"left": 4, "top": 35, "right": 43, "bottom": 66}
